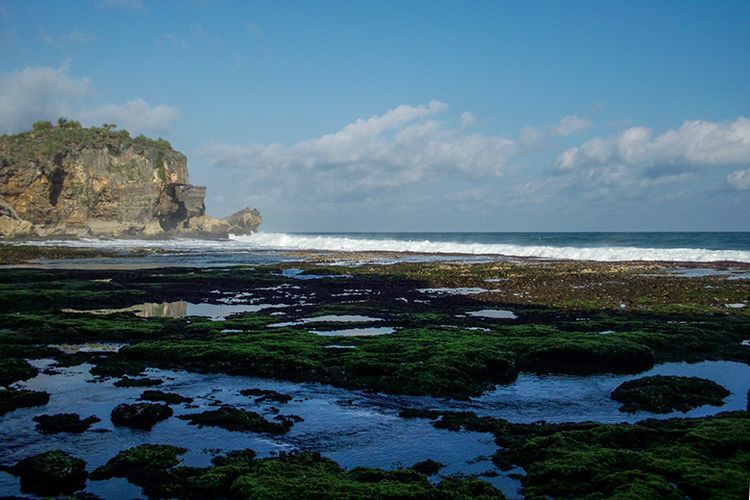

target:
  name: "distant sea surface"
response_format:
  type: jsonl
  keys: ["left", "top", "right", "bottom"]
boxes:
{"left": 27, "top": 232, "right": 750, "bottom": 263}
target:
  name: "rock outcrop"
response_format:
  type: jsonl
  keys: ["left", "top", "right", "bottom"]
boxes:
{"left": 0, "top": 120, "right": 261, "bottom": 239}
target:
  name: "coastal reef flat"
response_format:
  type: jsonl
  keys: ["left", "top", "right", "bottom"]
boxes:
{"left": 0, "top": 247, "right": 749, "bottom": 498}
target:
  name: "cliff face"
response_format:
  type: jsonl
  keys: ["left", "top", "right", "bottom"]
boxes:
{"left": 0, "top": 122, "right": 261, "bottom": 239}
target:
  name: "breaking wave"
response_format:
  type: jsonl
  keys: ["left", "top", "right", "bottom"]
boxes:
{"left": 228, "top": 233, "right": 750, "bottom": 263}
{"left": 21, "top": 232, "right": 750, "bottom": 263}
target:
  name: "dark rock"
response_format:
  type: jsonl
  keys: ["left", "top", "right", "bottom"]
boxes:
{"left": 240, "top": 388, "right": 293, "bottom": 404}
{"left": 33, "top": 413, "right": 101, "bottom": 434}
{"left": 9, "top": 450, "right": 87, "bottom": 496}
{"left": 410, "top": 459, "right": 445, "bottom": 476}
{"left": 178, "top": 406, "right": 291, "bottom": 435}
{"left": 0, "top": 358, "right": 38, "bottom": 386}
{"left": 111, "top": 402, "right": 173, "bottom": 429}
{"left": 113, "top": 376, "right": 163, "bottom": 387}
{"left": 139, "top": 390, "right": 193, "bottom": 405}
{"left": 0, "top": 388, "right": 49, "bottom": 416}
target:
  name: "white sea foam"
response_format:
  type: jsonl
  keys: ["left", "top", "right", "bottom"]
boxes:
{"left": 229, "top": 233, "right": 750, "bottom": 263}
{"left": 16, "top": 232, "right": 750, "bottom": 263}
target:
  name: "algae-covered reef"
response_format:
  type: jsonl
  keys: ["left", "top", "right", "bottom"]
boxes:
{"left": 0, "top": 260, "right": 748, "bottom": 399}
{"left": 402, "top": 409, "right": 750, "bottom": 499}
{"left": 0, "top": 257, "right": 748, "bottom": 497}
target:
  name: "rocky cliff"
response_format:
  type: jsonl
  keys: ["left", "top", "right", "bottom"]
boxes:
{"left": 0, "top": 120, "right": 261, "bottom": 239}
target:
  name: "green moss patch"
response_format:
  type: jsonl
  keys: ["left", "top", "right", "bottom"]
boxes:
{"left": 8, "top": 450, "right": 87, "bottom": 496}
{"left": 611, "top": 375, "right": 730, "bottom": 413}
{"left": 111, "top": 402, "right": 173, "bottom": 429}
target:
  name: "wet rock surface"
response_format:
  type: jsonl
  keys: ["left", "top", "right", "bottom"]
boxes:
{"left": 611, "top": 375, "right": 731, "bottom": 413}
{"left": 7, "top": 450, "right": 87, "bottom": 496}
{"left": 33, "top": 413, "right": 101, "bottom": 434}
{"left": 110, "top": 402, "right": 173, "bottom": 429}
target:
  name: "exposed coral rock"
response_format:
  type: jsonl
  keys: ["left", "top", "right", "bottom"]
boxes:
{"left": 0, "top": 122, "right": 261, "bottom": 239}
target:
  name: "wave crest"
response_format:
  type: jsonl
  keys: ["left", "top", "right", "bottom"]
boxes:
{"left": 229, "top": 233, "right": 750, "bottom": 263}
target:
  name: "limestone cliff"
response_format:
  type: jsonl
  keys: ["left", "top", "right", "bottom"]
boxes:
{"left": 0, "top": 120, "right": 261, "bottom": 239}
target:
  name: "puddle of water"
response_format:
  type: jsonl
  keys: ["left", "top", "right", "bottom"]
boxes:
{"left": 741, "top": 340, "right": 750, "bottom": 347}
{"left": 270, "top": 315, "right": 383, "bottom": 328}
{"left": 484, "top": 278, "right": 508, "bottom": 283}
{"left": 311, "top": 327, "right": 395, "bottom": 337}
{"left": 1, "top": 359, "right": 518, "bottom": 498}
{"left": 417, "top": 288, "right": 488, "bottom": 295}
{"left": 671, "top": 268, "right": 750, "bottom": 279}
{"left": 325, "top": 345, "right": 358, "bottom": 349}
{"left": 282, "top": 268, "right": 352, "bottom": 280}
{"left": 63, "top": 301, "right": 291, "bottom": 321}
{"left": 725, "top": 303, "right": 746, "bottom": 309}
{"left": 466, "top": 309, "right": 518, "bottom": 320}
{"left": 51, "top": 343, "right": 125, "bottom": 354}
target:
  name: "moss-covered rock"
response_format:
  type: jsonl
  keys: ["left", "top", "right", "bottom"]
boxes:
{"left": 0, "top": 388, "right": 49, "bottom": 415}
{"left": 110, "top": 402, "right": 173, "bottom": 429}
{"left": 33, "top": 413, "right": 101, "bottom": 434}
{"left": 436, "top": 476, "right": 506, "bottom": 499}
{"left": 0, "top": 357, "right": 38, "bottom": 386}
{"left": 611, "top": 375, "right": 730, "bottom": 413}
{"left": 228, "top": 451, "right": 500, "bottom": 499}
{"left": 139, "top": 389, "right": 193, "bottom": 405}
{"left": 410, "top": 458, "right": 445, "bottom": 476}
{"left": 9, "top": 450, "right": 87, "bottom": 496}
{"left": 178, "top": 406, "right": 291, "bottom": 435}
{"left": 90, "top": 443, "right": 186, "bottom": 484}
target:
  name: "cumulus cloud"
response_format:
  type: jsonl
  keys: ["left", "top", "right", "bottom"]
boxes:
{"left": 79, "top": 98, "right": 180, "bottom": 134}
{"left": 728, "top": 168, "right": 750, "bottom": 190}
{"left": 556, "top": 117, "right": 750, "bottom": 171}
{"left": 0, "top": 64, "right": 93, "bottom": 134}
{"left": 41, "top": 30, "right": 97, "bottom": 47}
{"left": 204, "top": 101, "right": 518, "bottom": 196}
{"left": 0, "top": 64, "right": 179, "bottom": 135}
{"left": 521, "top": 114, "right": 591, "bottom": 144}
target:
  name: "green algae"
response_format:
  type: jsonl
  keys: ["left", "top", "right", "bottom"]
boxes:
{"left": 111, "top": 402, "right": 173, "bottom": 429}
{"left": 8, "top": 449, "right": 87, "bottom": 496}
{"left": 90, "top": 446, "right": 502, "bottom": 499}
{"left": 401, "top": 408, "right": 750, "bottom": 500}
{"left": 611, "top": 375, "right": 731, "bottom": 413}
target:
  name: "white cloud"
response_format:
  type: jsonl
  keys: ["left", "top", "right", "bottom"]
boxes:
{"left": 41, "top": 29, "right": 97, "bottom": 47}
{"left": 0, "top": 64, "right": 93, "bottom": 134}
{"left": 728, "top": 168, "right": 750, "bottom": 190}
{"left": 459, "top": 111, "right": 476, "bottom": 128}
{"left": 556, "top": 117, "right": 750, "bottom": 171}
{"left": 79, "top": 98, "right": 180, "bottom": 134}
{"left": 203, "top": 101, "right": 518, "bottom": 198}
{"left": 554, "top": 115, "right": 592, "bottom": 136}
{"left": 521, "top": 114, "right": 591, "bottom": 144}
{"left": 0, "top": 65, "right": 179, "bottom": 135}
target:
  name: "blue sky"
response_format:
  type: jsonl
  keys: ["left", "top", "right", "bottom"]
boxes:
{"left": 1, "top": 0, "right": 749, "bottom": 231}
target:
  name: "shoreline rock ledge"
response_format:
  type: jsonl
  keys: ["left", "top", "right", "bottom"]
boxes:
{"left": 0, "top": 120, "right": 261, "bottom": 239}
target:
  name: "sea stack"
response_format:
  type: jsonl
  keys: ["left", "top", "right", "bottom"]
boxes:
{"left": 0, "top": 120, "right": 261, "bottom": 239}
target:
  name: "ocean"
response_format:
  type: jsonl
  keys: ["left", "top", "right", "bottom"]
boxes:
{"left": 25, "top": 231, "right": 750, "bottom": 263}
